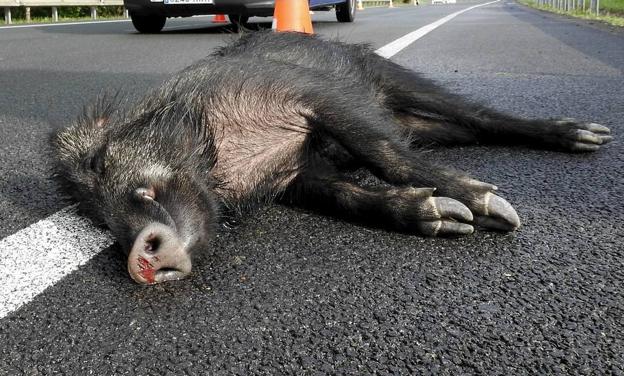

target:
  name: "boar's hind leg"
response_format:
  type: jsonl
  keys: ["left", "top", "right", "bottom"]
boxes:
{"left": 282, "top": 165, "right": 474, "bottom": 236}
{"left": 376, "top": 60, "right": 612, "bottom": 151}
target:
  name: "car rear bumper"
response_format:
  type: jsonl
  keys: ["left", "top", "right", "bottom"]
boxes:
{"left": 124, "top": 0, "right": 276, "bottom": 17}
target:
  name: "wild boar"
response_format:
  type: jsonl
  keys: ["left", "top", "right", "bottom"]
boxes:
{"left": 52, "top": 31, "right": 612, "bottom": 284}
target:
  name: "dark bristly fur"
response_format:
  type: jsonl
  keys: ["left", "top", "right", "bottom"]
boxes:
{"left": 51, "top": 31, "right": 612, "bottom": 282}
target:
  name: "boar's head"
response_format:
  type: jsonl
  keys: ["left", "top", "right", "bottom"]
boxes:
{"left": 51, "top": 94, "right": 219, "bottom": 284}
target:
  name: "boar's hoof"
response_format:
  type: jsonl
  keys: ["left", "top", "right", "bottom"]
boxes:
{"left": 416, "top": 196, "right": 475, "bottom": 237}
{"left": 127, "top": 222, "right": 192, "bottom": 285}
{"left": 472, "top": 193, "right": 521, "bottom": 232}
{"left": 555, "top": 119, "right": 613, "bottom": 152}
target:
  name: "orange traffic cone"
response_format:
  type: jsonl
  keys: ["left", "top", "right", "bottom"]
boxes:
{"left": 272, "top": 0, "right": 313, "bottom": 34}
{"left": 212, "top": 14, "right": 227, "bottom": 23}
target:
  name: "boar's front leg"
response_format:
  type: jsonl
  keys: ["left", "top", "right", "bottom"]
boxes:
{"left": 282, "top": 164, "right": 474, "bottom": 236}
{"left": 310, "top": 98, "right": 521, "bottom": 231}
{"left": 337, "top": 138, "right": 520, "bottom": 231}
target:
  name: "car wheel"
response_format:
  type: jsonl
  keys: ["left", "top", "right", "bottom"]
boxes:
{"left": 336, "top": 0, "right": 356, "bottom": 23}
{"left": 130, "top": 13, "right": 166, "bottom": 33}
{"left": 228, "top": 14, "right": 249, "bottom": 27}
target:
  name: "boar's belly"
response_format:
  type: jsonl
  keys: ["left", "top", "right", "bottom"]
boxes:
{"left": 212, "top": 121, "right": 310, "bottom": 204}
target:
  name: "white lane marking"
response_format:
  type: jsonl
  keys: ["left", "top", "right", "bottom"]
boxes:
{"left": 375, "top": 0, "right": 500, "bottom": 58}
{"left": 0, "top": 0, "right": 498, "bottom": 319}
{"left": 0, "top": 206, "right": 114, "bottom": 319}
{"left": 0, "top": 19, "right": 132, "bottom": 30}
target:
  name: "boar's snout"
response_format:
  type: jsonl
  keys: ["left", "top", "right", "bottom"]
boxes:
{"left": 127, "top": 222, "right": 192, "bottom": 285}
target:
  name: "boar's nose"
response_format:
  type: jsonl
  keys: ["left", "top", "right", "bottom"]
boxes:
{"left": 127, "top": 223, "right": 192, "bottom": 285}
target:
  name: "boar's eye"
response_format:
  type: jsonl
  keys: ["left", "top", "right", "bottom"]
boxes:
{"left": 135, "top": 187, "right": 156, "bottom": 202}
{"left": 82, "top": 151, "right": 105, "bottom": 175}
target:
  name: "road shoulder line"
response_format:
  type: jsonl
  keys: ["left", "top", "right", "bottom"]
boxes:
{"left": 375, "top": 0, "right": 501, "bottom": 58}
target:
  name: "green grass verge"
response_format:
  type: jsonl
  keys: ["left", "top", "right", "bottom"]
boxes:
{"left": 519, "top": 0, "right": 624, "bottom": 27}
{"left": 599, "top": 0, "right": 624, "bottom": 14}
{"left": 1, "top": 6, "right": 126, "bottom": 24}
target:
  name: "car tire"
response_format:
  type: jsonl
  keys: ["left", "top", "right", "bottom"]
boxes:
{"left": 336, "top": 0, "right": 356, "bottom": 22}
{"left": 130, "top": 13, "right": 166, "bottom": 33}
{"left": 228, "top": 14, "right": 250, "bottom": 27}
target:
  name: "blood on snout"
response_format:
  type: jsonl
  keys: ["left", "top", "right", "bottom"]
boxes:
{"left": 136, "top": 256, "right": 156, "bottom": 284}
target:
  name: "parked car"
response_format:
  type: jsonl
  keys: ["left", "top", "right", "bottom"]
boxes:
{"left": 124, "top": 0, "right": 356, "bottom": 33}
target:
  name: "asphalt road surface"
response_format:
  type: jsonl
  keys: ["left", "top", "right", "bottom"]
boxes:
{"left": 1, "top": 1, "right": 623, "bottom": 374}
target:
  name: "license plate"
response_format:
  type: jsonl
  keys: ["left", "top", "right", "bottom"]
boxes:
{"left": 164, "top": 0, "right": 214, "bottom": 4}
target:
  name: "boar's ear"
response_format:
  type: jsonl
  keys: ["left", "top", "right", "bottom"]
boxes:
{"left": 94, "top": 117, "right": 107, "bottom": 128}
{"left": 51, "top": 92, "right": 123, "bottom": 179}
{"left": 81, "top": 91, "right": 123, "bottom": 129}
